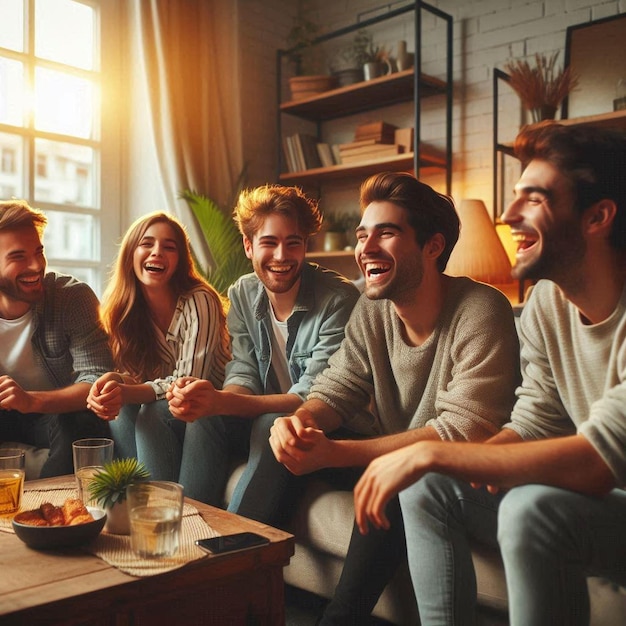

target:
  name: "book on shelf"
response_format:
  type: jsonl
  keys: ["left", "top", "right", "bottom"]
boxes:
{"left": 282, "top": 136, "right": 298, "bottom": 173}
{"left": 338, "top": 139, "right": 396, "bottom": 157}
{"left": 340, "top": 144, "right": 405, "bottom": 164}
{"left": 293, "top": 133, "right": 322, "bottom": 170}
{"left": 394, "top": 127, "right": 414, "bottom": 152}
{"left": 316, "top": 142, "right": 335, "bottom": 167}
{"left": 282, "top": 133, "right": 323, "bottom": 172}
{"left": 354, "top": 121, "right": 397, "bottom": 143}
{"left": 331, "top": 144, "right": 342, "bottom": 165}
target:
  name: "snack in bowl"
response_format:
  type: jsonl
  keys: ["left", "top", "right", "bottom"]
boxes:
{"left": 12, "top": 498, "right": 106, "bottom": 549}
{"left": 16, "top": 498, "right": 95, "bottom": 527}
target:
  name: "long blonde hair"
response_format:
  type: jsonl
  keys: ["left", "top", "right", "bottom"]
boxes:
{"left": 101, "top": 212, "right": 228, "bottom": 379}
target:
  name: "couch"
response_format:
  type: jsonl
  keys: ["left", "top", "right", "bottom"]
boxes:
{"left": 223, "top": 463, "right": 626, "bottom": 626}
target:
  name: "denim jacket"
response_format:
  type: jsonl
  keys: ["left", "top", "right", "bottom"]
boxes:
{"left": 29, "top": 272, "right": 114, "bottom": 388}
{"left": 224, "top": 263, "right": 360, "bottom": 400}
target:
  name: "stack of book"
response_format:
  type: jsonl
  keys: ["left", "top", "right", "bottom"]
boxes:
{"left": 354, "top": 121, "right": 397, "bottom": 143}
{"left": 338, "top": 139, "right": 404, "bottom": 164}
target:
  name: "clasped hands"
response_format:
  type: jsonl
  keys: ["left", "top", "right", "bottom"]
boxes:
{"left": 269, "top": 409, "right": 333, "bottom": 475}
{"left": 166, "top": 376, "right": 224, "bottom": 422}
{"left": 86, "top": 372, "right": 124, "bottom": 420}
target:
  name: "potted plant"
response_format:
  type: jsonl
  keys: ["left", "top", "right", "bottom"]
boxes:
{"left": 286, "top": 15, "right": 337, "bottom": 100}
{"left": 181, "top": 188, "right": 252, "bottom": 298}
{"left": 504, "top": 52, "right": 578, "bottom": 122}
{"left": 322, "top": 212, "right": 360, "bottom": 251}
{"left": 89, "top": 458, "right": 150, "bottom": 535}
{"left": 329, "top": 29, "right": 372, "bottom": 86}
{"left": 362, "top": 39, "right": 391, "bottom": 81}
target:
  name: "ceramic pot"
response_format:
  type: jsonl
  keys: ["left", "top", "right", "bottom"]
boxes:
{"left": 104, "top": 500, "right": 130, "bottom": 535}
{"left": 324, "top": 232, "right": 347, "bottom": 251}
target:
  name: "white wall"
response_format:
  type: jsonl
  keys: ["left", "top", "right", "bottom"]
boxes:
{"left": 239, "top": 0, "right": 625, "bottom": 217}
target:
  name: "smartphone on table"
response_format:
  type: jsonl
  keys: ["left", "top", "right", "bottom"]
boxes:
{"left": 195, "top": 532, "right": 270, "bottom": 555}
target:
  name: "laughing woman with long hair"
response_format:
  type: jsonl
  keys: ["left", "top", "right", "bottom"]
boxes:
{"left": 87, "top": 212, "right": 230, "bottom": 480}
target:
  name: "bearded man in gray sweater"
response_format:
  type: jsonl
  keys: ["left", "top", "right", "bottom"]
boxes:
{"left": 270, "top": 171, "right": 521, "bottom": 624}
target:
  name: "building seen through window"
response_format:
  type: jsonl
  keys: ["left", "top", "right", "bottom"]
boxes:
{"left": 0, "top": 0, "right": 102, "bottom": 293}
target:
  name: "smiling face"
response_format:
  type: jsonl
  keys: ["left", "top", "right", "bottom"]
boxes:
{"left": 355, "top": 201, "right": 425, "bottom": 302}
{"left": 0, "top": 225, "right": 47, "bottom": 318}
{"left": 243, "top": 213, "right": 306, "bottom": 296}
{"left": 502, "top": 159, "right": 586, "bottom": 283}
{"left": 132, "top": 221, "right": 180, "bottom": 291}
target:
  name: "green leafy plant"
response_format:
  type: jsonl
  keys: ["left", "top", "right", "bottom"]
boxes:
{"left": 286, "top": 15, "right": 325, "bottom": 75}
{"left": 181, "top": 188, "right": 252, "bottom": 296}
{"left": 89, "top": 458, "right": 150, "bottom": 509}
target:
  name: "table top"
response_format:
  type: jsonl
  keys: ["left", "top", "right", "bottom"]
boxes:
{"left": 0, "top": 475, "right": 294, "bottom": 618}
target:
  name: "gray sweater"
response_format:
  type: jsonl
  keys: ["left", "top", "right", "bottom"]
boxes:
{"left": 505, "top": 279, "right": 626, "bottom": 485}
{"left": 309, "top": 276, "right": 521, "bottom": 441}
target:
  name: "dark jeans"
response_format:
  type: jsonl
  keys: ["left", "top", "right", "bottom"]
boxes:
{"left": 0, "top": 409, "right": 110, "bottom": 477}
{"left": 319, "top": 496, "right": 407, "bottom": 625}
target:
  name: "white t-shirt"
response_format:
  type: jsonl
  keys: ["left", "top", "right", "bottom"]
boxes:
{"left": 269, "top": 306, "right": 292, "bottom": 394}
{"left": 0, "top": 310, "right": 54, "bottom": 391}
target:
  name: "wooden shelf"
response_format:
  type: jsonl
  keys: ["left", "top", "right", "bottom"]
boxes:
{"left": 279, "top": 149, "right": 445, "bottom": 185}
{"left": 559, "top": 109, "right": 626, "bottom": 132}
{"left": 306, "top": 250, "right": 354, "bottom": 258}
{"left": 495, "top": 110, "right": 626, "bottom": 174}
{"left": 280, "top": 69, "right": 446, "bottom": 121}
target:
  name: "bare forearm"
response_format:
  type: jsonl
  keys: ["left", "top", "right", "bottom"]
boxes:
{"left": 119, "top": 383, "right": 157, "bottom": 405}
{"left": 421, "top": 435, "right": 616, "bottom": 496}
{"left": 220, "top": 386, "right": 302, "bottom": 418}
{"left": 326, "top": 426, "right": 440, "bottom": 468}
{"left": 29, "top": 382, "right": 93, "bottom": 414}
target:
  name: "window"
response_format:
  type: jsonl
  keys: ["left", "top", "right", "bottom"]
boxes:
{"left": 0, "top": 0, "right": 121, "bottom": 295}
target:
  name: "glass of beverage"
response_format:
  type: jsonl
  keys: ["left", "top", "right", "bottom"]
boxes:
{"left": 72, "top": 438, "right": 114, "bottom": 506}
{"left": 127, "top": 481, "right": 184, "bottom": 558}
{"left": 0, "top": 448, "right": 25, "bottom": 515}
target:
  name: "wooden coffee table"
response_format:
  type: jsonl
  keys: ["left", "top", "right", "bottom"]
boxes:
{"left": 0, "top": 476, "right": 294, "bottom": 625}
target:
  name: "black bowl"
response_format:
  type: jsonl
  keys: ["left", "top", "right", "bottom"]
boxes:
{"left": 12, "top": 507, "right": 106, "bottom": 550}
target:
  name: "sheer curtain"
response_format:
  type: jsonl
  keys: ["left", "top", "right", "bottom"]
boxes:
{"left": 123, "top": 0, "right": 243, "bottom": 269}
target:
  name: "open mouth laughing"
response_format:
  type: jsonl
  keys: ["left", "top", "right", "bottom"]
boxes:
{"left": 363, "top": 261, "right": 392, "bottom": 282}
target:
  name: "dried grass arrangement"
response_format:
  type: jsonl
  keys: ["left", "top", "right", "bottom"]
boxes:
{"left": 504, "top": 52, "right": 578, "bottom": 122}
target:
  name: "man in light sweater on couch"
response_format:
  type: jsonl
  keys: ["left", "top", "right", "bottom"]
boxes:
{"left": 354, "top": 122, "right": 626, "bottom": 625}
{"left": 270, "top": 171, "right": 521, "bottom": 624}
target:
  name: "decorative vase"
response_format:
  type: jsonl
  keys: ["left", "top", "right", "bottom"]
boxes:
{"left": 104, "top": 500, "right": 130, "bottom": 535}
{"left": 396, "top": 40, "right": 413, "bottom": 71}
{"left": 530, "top": 104, "right": 557, "bottom": 123}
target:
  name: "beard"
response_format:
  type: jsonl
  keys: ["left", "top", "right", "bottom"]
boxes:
{"left": 364, "top": 262, "right": 424, "bottom": 304}
{"left": 0, "top": 272, "right": 45, "bottom": 306}
{"left": 514, "top": 219, "right": 586, "bottom": 284}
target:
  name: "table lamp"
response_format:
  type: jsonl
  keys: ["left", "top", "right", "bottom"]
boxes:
{"left": 446, "top": 199, "right": 513, "bottom": 285}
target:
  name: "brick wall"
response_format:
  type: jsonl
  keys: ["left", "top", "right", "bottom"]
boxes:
{"left": 239, "top": 0, "right": 625, "bottom": 216}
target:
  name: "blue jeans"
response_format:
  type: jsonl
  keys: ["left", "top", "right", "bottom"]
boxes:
{"left": 109, "top": 400, "right": 185, "bottom": 481}
{"left": 0, "top": 408, "right": 110, "bottom": 477}
{"left": 399, "top": 473, "right": 626, "bottom": 625}
{"left": 178, "top": 412, "right": 304, "bottom": 526}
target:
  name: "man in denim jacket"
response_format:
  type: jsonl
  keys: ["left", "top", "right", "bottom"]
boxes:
{"left": 167, "top": 184, "right": 360, "bottom": 523}
{"left": 0, "top": 200, "right": 113, "bottom": 477}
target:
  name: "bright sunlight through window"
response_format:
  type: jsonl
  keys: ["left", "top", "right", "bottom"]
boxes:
{"left": 0, "top": 0, "right": 103, "bottom": 292}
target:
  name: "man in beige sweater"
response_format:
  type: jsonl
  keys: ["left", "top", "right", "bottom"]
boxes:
{"left": 270, "top": 171, "right": 521, "bottom": 624}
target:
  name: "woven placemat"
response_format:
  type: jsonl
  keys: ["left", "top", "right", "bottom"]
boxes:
{"left": 0, "top": 485, "right": 219, "bottom": 577}
{"left": 89, "top": 506, "right": 217, "bottom": 576}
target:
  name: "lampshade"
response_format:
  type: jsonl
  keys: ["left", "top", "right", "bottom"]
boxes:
{"left": 446, "top": 199, "right": 513, "bottom": 284}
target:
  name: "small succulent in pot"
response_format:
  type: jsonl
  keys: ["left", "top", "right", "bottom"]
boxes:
{"left": 89, "top": 458, "right": 150, "bottom": 509}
